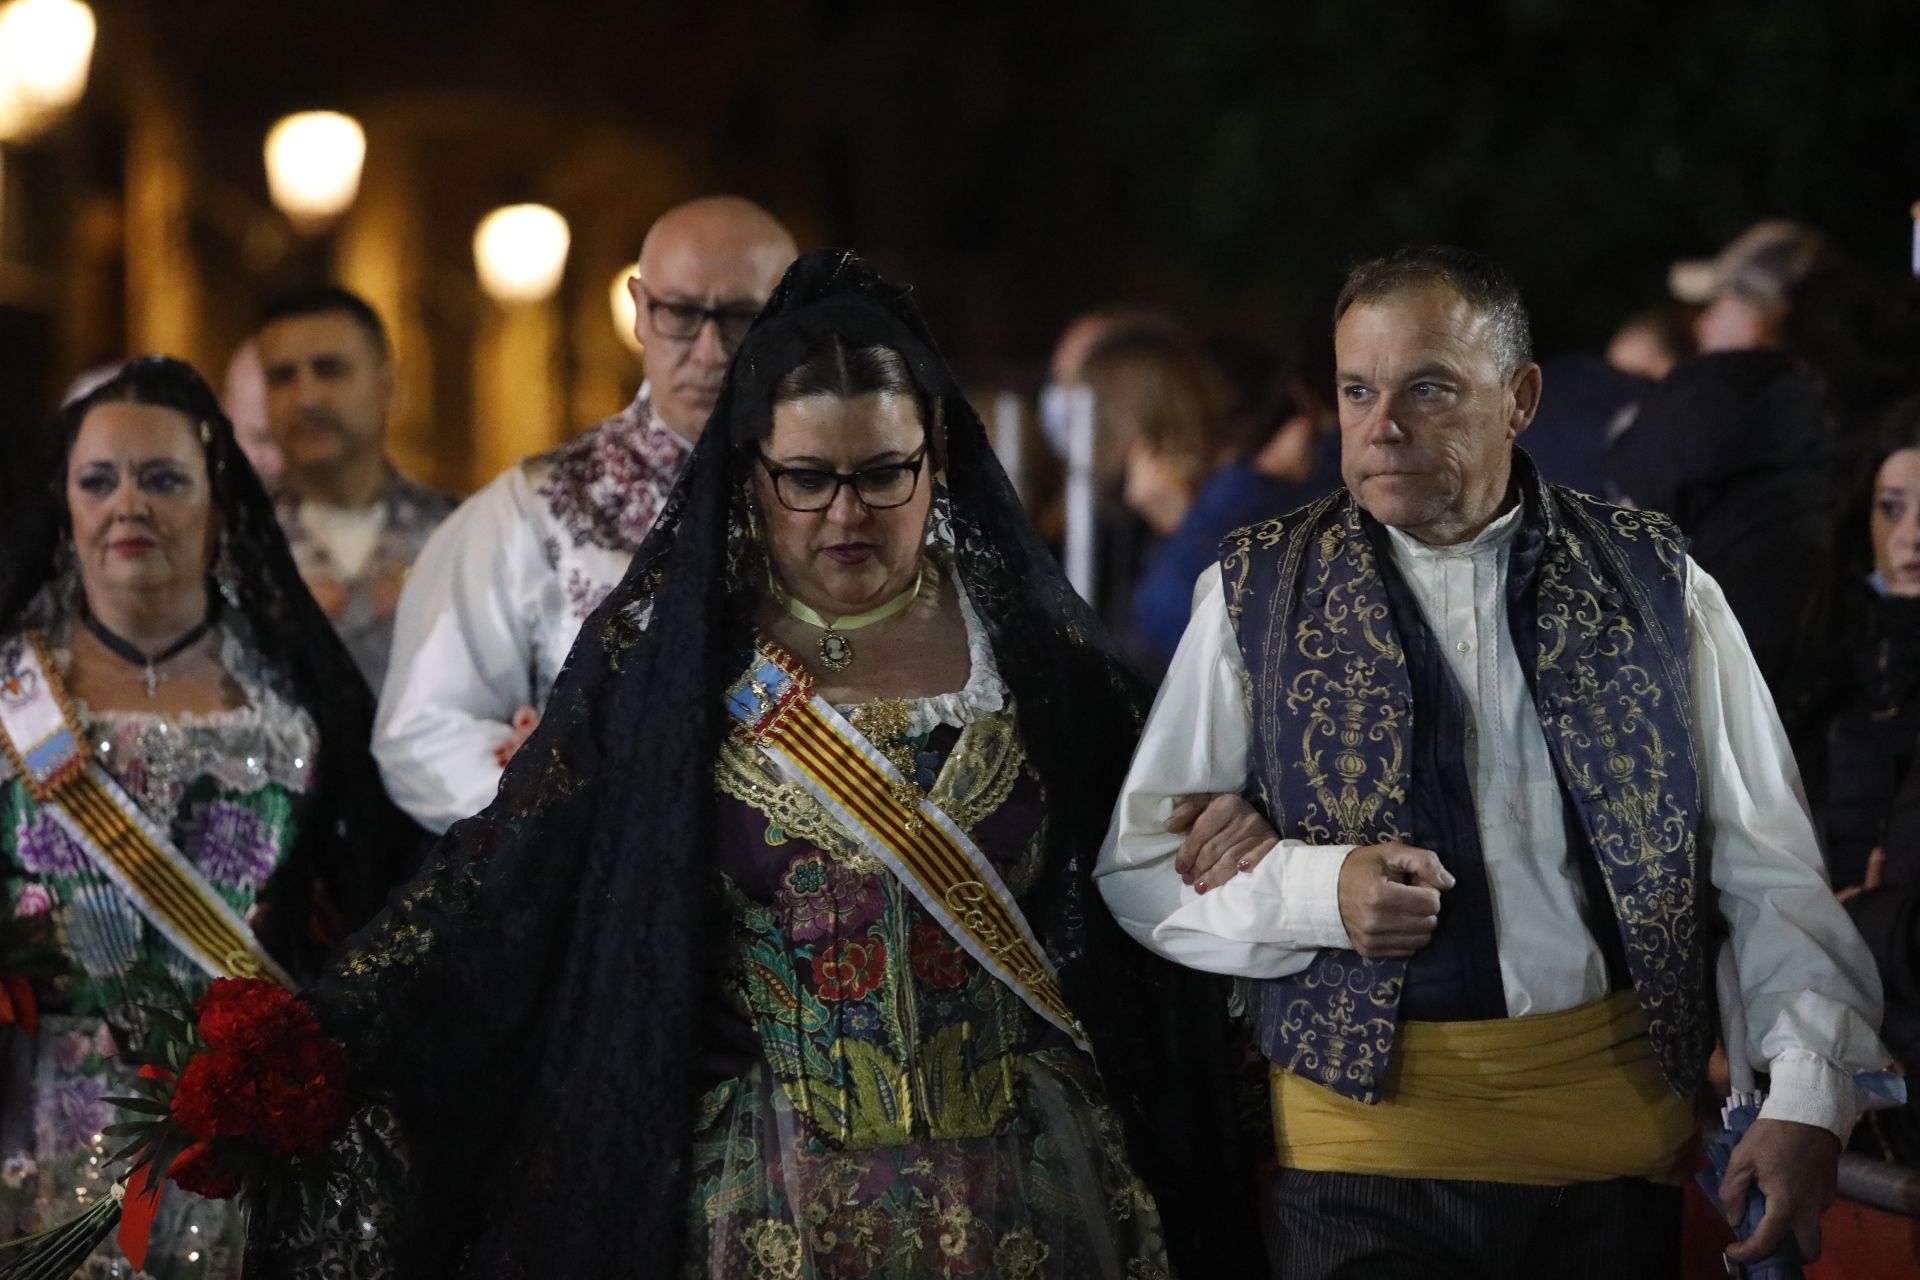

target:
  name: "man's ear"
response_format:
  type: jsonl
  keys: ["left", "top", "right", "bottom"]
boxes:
{"left": 1508, "top": 362, "right": 1544, "bottom": 439}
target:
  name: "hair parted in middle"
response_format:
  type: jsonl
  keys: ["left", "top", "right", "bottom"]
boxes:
{"left": 765, "top": 332, "right": 945, "bottom": 467}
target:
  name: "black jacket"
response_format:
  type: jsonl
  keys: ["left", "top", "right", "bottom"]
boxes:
{"left": 1608, "top": 349, "right": 1832, "bottom": 697}
{"left": 1791, "top": 585, "right": 1920, "bottom": 888}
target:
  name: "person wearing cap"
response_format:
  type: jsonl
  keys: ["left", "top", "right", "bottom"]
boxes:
{"left": 1606, "top": 221, "right": 1839, "bottom": 696}
{"left": 1669, "top": 219, "right": 1836, "bottom": 354}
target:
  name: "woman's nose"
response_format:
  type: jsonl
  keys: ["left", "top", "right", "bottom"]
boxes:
{"left": 825, "top": 484, "right": 869, "bottom": 527}
{"left": 109, "top": 481, "right": 148, "bottom": 519}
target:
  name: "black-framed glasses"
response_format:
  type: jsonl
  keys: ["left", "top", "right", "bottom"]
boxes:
{"left": 636, "top": 284, "right": 761, "bottom": 349}
{"left": 757, "top": 445, "right": 929, "bottom": 512}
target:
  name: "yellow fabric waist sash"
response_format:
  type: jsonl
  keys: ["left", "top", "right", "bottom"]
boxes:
{"left": 1271, "top": 991, "right": 1698, "bottom": 1186}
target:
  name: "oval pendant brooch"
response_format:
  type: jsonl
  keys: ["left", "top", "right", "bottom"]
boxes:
{"left": 819, "top": 630, "right": 854, "bottom": 671}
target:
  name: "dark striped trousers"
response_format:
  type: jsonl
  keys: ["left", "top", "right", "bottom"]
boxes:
{"left": 1265, "top": 1167, "right": 1682, "bottom": 1279}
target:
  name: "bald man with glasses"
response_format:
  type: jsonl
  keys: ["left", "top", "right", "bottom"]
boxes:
{"left": 375, "top": 196, "right": 797, "bottom": 831}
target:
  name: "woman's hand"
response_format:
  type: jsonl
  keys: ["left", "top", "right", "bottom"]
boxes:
{"left": 492, "top": 706, "right": 541, "bottom": 769}
{"left": 1834, "top": 847, "right": 1886, "bottom": 903}
{"left": 1166, "top": 794, "right": 1279, "bottom": 893}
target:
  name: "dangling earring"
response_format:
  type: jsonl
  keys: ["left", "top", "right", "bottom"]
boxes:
{"left": 744, "top": 487, "right": 765, "bottom": 547}
{"left": 51, "top": 534, "right": 81, "bottom": 607}
{"left": 925, "top": 475, "right": 955, "bottom": 549}
{"left": 212, "top": 528, "right": 242, "bottom": 609}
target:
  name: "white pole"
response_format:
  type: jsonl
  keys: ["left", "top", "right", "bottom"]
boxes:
{"left": 1910, "top": 200, "right": 1920, "bottom": 277}
{"left": 1063, "top": 385, "right": 1096, "bottom": 603}
{"left": 993, "top": 391, "right": 1024, "bottom": 507}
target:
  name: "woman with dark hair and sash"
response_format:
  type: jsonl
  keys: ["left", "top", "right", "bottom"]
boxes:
{"left": 0, "top": 357, "right": 419, "bottom": 1276}
{"left": 251, "top": 251, "right": 1261, "bottom": 1278}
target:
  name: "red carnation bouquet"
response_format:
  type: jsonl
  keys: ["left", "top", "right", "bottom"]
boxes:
{"left": 0, "top": 977, "right": 352, "bottom": 1277}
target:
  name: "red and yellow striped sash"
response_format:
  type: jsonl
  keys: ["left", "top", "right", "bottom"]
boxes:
{"left": 727, "top": 643, "right": 1087, "bottom": 1050}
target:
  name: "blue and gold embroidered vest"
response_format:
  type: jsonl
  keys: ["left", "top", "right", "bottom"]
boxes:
{"left": 1220, "top": 462, "right": 1710, "bottom": 1104}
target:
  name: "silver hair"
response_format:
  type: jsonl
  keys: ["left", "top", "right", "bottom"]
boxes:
{"left": 1334, "top": 245, "right": 1534, "bottom": 378}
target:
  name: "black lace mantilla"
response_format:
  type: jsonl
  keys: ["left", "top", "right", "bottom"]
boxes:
{"left": 247, "top": 253, "right": 1264, "bottom": 1278}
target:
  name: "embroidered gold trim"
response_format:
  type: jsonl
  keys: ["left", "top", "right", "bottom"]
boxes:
{"left": 716, "top": 735, "right": 884, "bottom": 874}
{"left": 718, "top": 705, "right": 1028, "bottom": 874}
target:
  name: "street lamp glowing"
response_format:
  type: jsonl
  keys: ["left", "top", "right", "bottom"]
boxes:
{"left": 610, "top": 263, "right": 643, "bottom": 353}
{"left": 474, "top": 204, "right": 571, "bottom": 304}
{"left": 0, "top": 0, "right": 96, "bottom": 138}
{"left": 264, "top": 112, "right": 366, "bottom": 231}
{"left": 0, "top": 83, "right": 33, "bottom": 139}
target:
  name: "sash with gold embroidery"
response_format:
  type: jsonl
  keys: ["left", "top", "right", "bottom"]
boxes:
{"left": 723, "top": 641, "right": 1089, "bottom": 1051}
{"left": 0, "top": 633, "right": 292, "bottom": 988}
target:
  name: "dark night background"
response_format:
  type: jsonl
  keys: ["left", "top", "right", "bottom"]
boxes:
{"left": 4, "top": 0, "right": 1919, "bottom": 451}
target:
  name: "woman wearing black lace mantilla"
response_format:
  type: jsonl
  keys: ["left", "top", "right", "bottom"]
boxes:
{"left": 251, "top": 251, "right": 1261, "bottom": 1278}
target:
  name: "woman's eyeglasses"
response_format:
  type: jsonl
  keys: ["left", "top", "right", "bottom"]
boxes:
{"left": 757, "top": 444, "right": 929, "bottom": 512}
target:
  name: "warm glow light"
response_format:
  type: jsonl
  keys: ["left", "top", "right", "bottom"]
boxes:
{"left": 263, "top": 112, "right": 366, "bottom": 230}
{"left": 474, "top": 204, "right": 570, "bottom": 304}
{"left": 0, "top": 83, "right": 34, "bottom": 139}
{"left": 610, "top": 262, "right": 643, "bottom": 354}
{"left": 0, "top": 0, "right": 96, "bottom": 139}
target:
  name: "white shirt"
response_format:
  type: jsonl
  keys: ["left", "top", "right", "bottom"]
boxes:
{"left": 374, "top": 387, "right": 690, "bottom": 831}
{"left": 295, "top": 500, "right": 388, "bottom": 580}
{"left": 1096, "top": 505, "right": 1887, "bottom": 1140}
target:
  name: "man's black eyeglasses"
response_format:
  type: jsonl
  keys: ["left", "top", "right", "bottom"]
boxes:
{"left": 636, "top": 284, "right": 761, "bottom": 348}
{"left": 757, "top": 445, "right": 929, "bottom": 512}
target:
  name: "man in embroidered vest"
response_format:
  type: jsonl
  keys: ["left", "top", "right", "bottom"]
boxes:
{"left": 374, "top": 196, "right": 797, "bottom": 831}
{"left": 1096, "top": 245, "right": 1888, "bottom": 1277}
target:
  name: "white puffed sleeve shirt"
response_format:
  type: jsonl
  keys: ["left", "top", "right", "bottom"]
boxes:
{"left": 374, "top": 388, "right": 688, "bottom": 832}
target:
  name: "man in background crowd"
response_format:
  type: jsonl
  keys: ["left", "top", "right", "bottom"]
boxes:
{"left": 258, "top": 285, "right": 454, "bottom": 689}
{"left": 374, "top": 195, "right": 796, "bottom": 831}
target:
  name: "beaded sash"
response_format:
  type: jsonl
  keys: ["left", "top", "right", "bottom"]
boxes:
{"left": 0, "top": 632, "right": 291, "bottom": 988}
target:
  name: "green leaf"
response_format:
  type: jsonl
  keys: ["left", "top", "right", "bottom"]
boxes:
{"left": 152, "top": 1132, "right": 191, "bottom": 1174}
{"left": 99, "top": 1120, "right": 158, "bottom": 1138}
{"left": 102, "top": 1141, "right": 148, "bottom": 1169}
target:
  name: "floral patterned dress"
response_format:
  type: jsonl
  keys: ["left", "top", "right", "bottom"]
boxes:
{"left": 0, "top": 629, "right": 317, "bottom": 1279}
{"left": 686, "top": 599, "right": 1171, "bottom": 1280}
